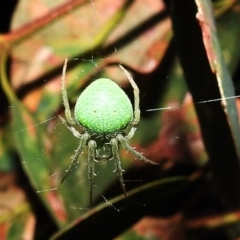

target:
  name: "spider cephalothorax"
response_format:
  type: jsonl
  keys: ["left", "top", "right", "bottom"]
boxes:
{"left": 59, "top": 58, "right": 158, "bottom": 204}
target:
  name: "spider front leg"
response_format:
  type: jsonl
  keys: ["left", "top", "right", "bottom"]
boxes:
{"left": 61, "top": 58, "right": 76, "bottom": 125}
{"left": 119, "top": 65, "right": 140, "bottom": 140}
{"left": 119, "top": 65, "right": 140, "bottom": 127}
{"left": 110, "top": 138, "right": 128, "bottom": 199}
{"left": 61, "top": 133, "right": 90, "bottom": 183}
{"left": 58, "top": 115, "right": 82, "bottom": 139}
{"left": 119, "top": 65, "right": 158, "bottom": 166}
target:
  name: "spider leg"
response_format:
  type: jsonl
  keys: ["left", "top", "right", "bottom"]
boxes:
{"left": 119, "top": 65, "right": 140, "bottom": 140}
{"left": 117, "top": 134, "right": 158, "bottom": 165}
{"left": 119, "top": 65, "right": 140, "bottom": 127}
{"left": 61, "top": 133, "right": 90, "bottom": 183}
{"left": 88, "top": 140, "right": 98, "bottom": 205}
{"left": 110, "top": 138, "right": 128, "bottom": 199}
{"left": 61, "top": 58, "right": 77, "bottom": 125}
{"left": 58, "top": 115, "right": 82, "bottom": 138}
{"left": 124, "top": 127, "right": 137, "bottom": 141}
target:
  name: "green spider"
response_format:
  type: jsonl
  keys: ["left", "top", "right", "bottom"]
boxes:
{"left": 59, "top": 58, "right": 158, "bottom": 204}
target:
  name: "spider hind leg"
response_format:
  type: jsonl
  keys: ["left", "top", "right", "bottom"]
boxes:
{"left": 88, "top": 140, "right": 98, "bottom": 205}
{"left": 117, "top": 134, "right": 158, "bottom": 165}
{"left": 61, "top": 133, "right": 90, "bottom": 183}
{"left": 111, "top": 138, "right": 128, "bottom": 199}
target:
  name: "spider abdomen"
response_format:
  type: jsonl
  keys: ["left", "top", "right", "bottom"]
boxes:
{"left": 74, "top": 78, "right": 133, "bottom": 135}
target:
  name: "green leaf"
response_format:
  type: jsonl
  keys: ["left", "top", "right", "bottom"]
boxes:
{"left": 51, "top": 176, "right": 188, "bottom": 240}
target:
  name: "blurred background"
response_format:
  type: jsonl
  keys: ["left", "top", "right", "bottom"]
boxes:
{"left": 1, "top": 0, "right": 240, "bottom": 239}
